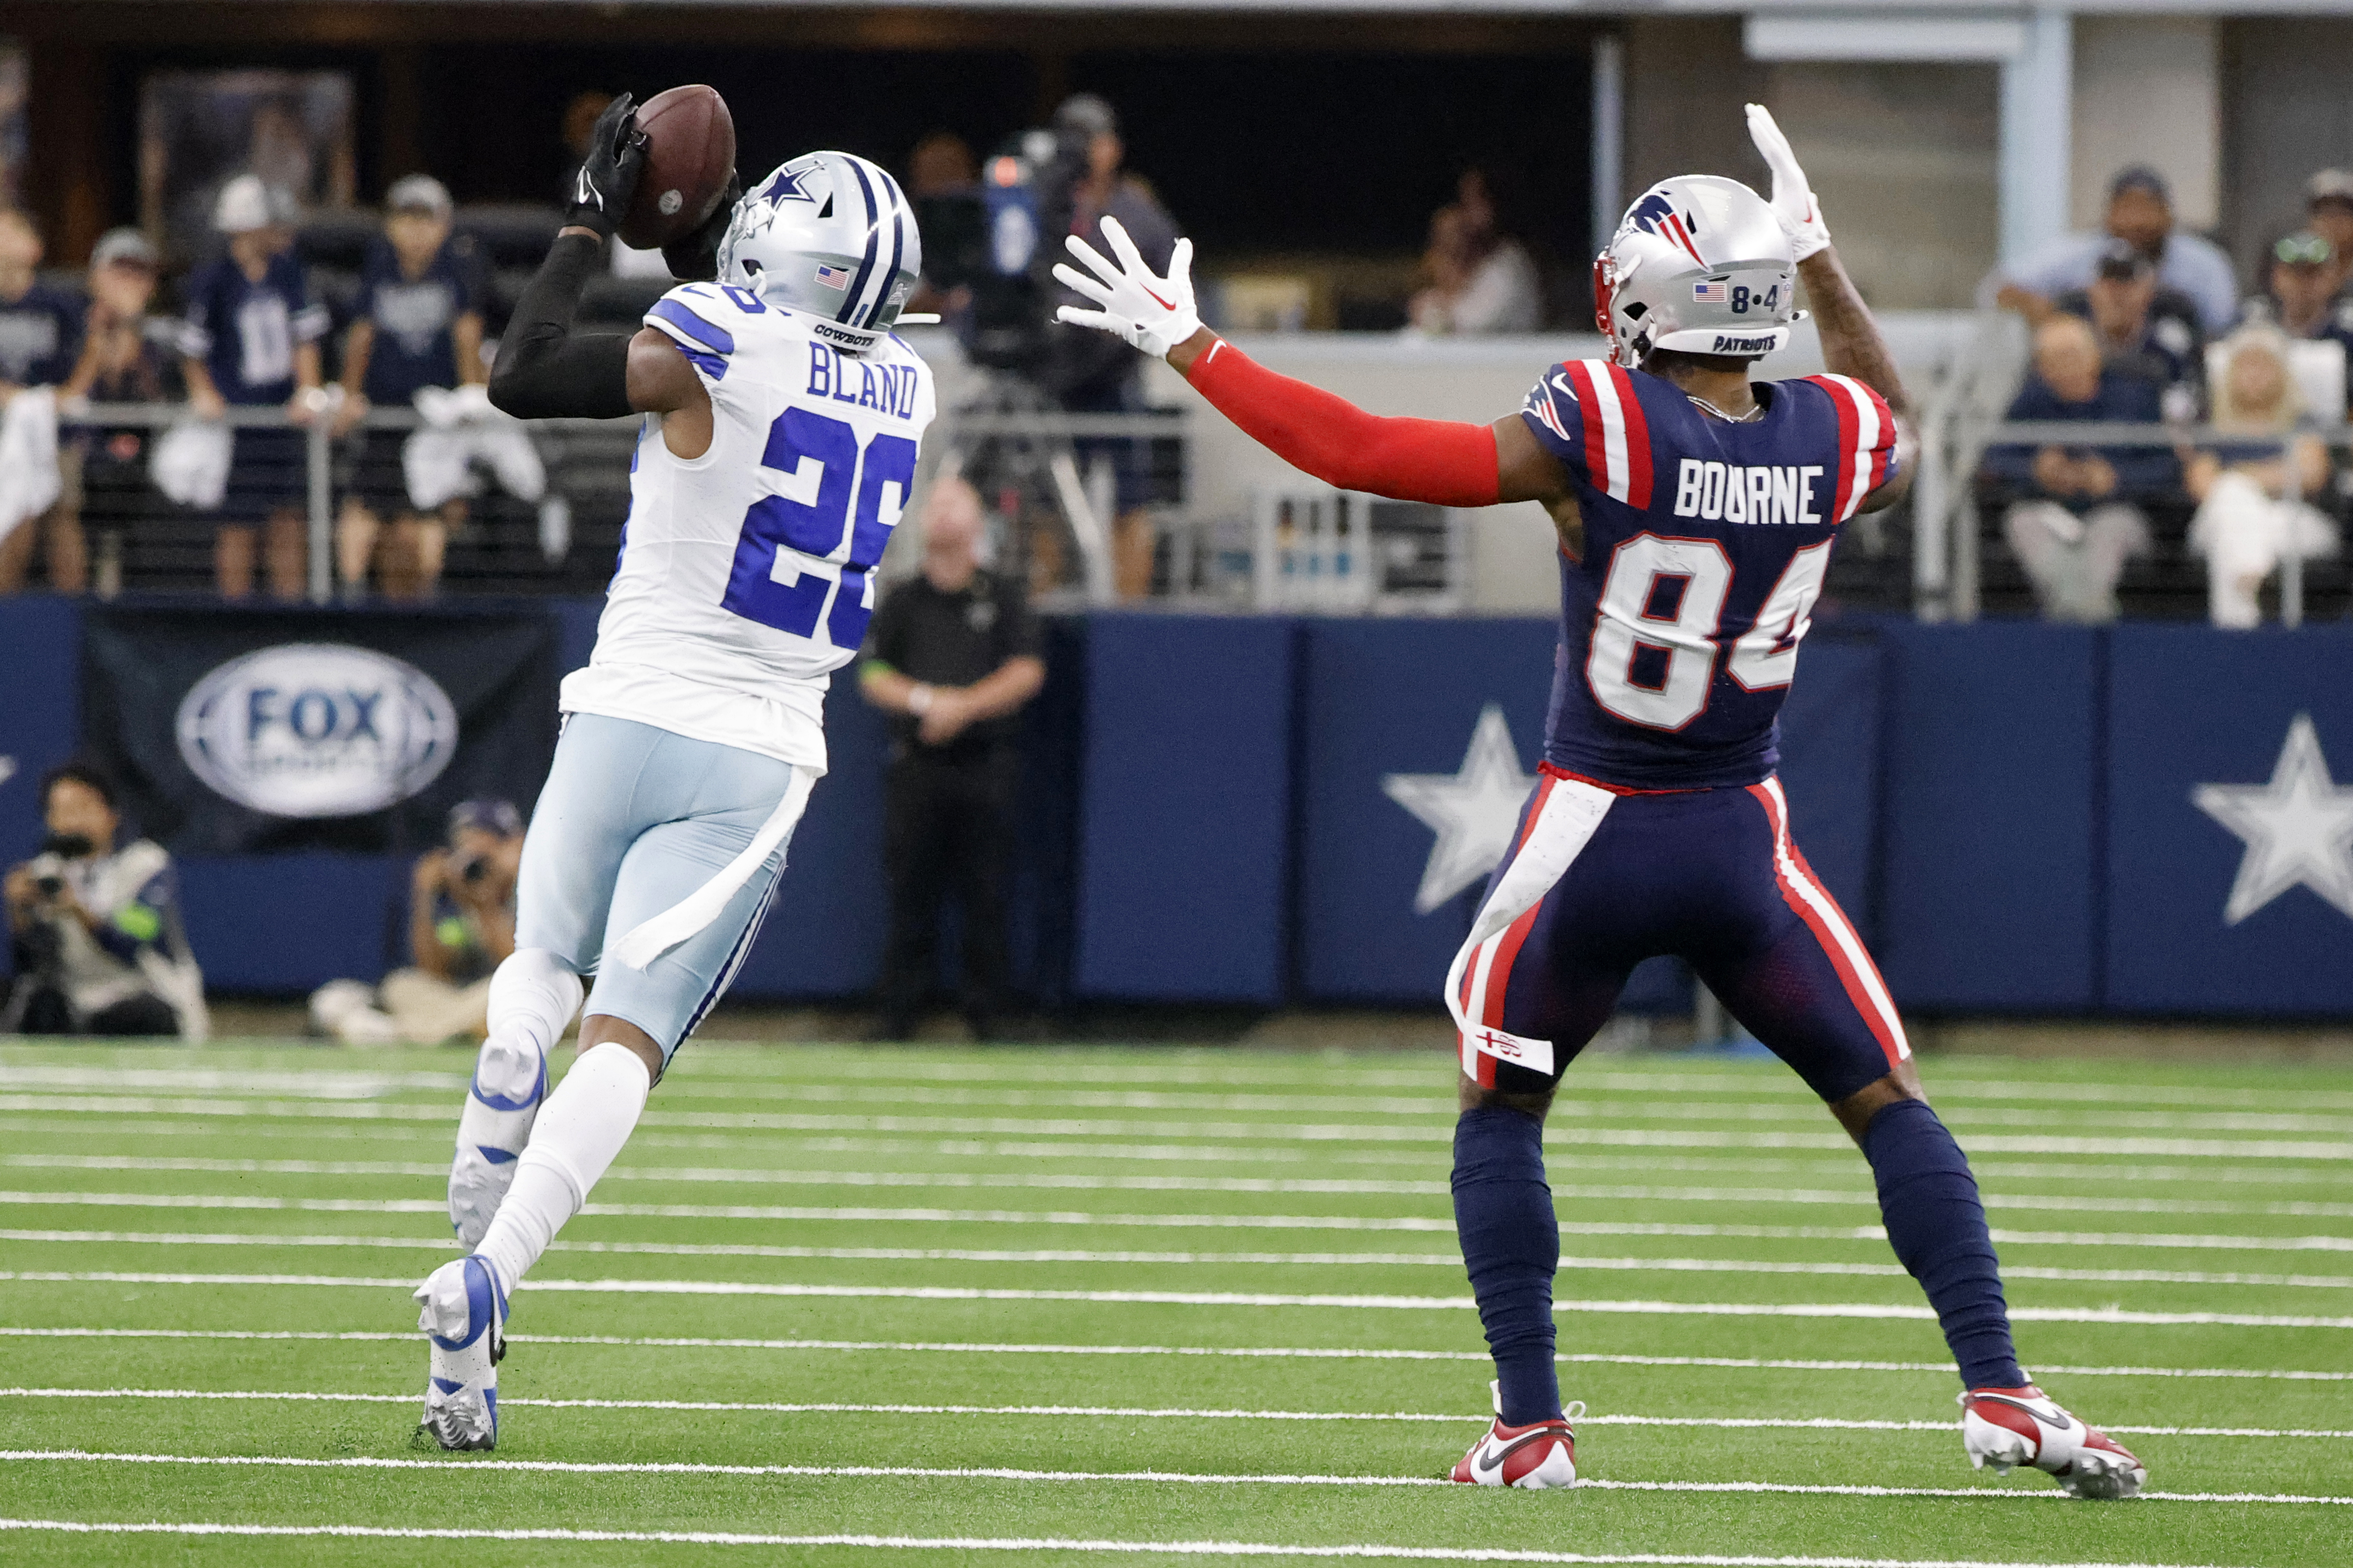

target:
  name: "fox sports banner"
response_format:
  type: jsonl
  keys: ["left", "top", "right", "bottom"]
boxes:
{"left": 82, "top": 607, "right": 560, "bottom": 855}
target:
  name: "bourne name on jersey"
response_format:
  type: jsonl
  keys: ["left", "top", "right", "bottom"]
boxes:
{"left": 562, "top": 282, "right": 938, "bottom": 775}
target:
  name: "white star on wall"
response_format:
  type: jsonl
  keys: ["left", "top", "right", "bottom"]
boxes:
{"left": 1382, "top": 704, "right": 1537, "bottom": 916}
{"left": 2192, "top": 714, "right": 2353, "bottom": 925}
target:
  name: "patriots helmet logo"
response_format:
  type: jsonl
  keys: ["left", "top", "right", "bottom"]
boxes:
{"left": 1622, "top": 190, "right": 1687, "bottom": 240}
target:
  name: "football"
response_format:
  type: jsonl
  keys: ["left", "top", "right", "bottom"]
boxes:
{"left": 617, "top": 83, "right": 736, "bottom": 250}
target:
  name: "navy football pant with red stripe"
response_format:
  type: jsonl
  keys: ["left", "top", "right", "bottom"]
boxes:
{"left": 1444, "top": 768, "right": 2021, "bottom": 1424}
{"left": 1450, "top": 770, "right": 1909, "bottom": 1098}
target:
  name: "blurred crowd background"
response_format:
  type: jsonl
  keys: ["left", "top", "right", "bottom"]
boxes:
{"left": 2, "top": 8, "right": 2352, "bottom": 624}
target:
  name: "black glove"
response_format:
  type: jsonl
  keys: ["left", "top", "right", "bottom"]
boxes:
{"left": 662, "top": 169, "right": 741, "bottom": 283}
{"left": 566, "top": 93, "right": 649, "bottom": 240}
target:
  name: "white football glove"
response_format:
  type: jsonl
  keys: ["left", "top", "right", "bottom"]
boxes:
{"left": 1053, "top": 215, "right": 1203, "bottom": 359}
{"left": 1745, "top": 103, "right": 1832, "bottom": 264}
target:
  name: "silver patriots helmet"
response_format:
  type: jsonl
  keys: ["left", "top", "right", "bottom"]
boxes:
{"left": 719, "top": 152, "right": 921, "bottom": 349}
{"left": 1595, "top": 175, "right": 1800, "bottom": 366}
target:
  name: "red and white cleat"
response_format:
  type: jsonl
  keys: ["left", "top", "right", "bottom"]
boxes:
{"left": 1450, "top": 1395, "right": 1584, "bottom": 1489}
{"left": 1960, "top": 1385, "right": 2145, "bottom": 1499}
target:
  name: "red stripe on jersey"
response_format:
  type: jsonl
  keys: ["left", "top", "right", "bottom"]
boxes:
{"left": 1606, "top": 364, "right": 1655, "bottom": 509}
{"left": 1563, "top": 361, "right": 1612, "bottom": 496}
{"left": 1745, "top": 783, "right": 1906, "bottom": 1070}
{"left": 1816, "top": 379, "right": 1859, "bottom": 520}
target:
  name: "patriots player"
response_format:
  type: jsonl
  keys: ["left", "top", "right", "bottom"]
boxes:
{"left": 1057, "top": 106, "right": 2143, "bottom": 1498}
{"left": 411, "top": 96, "right": 933, "bottom": 1449}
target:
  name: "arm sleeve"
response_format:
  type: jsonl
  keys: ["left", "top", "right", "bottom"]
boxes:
{"left": 486, "top": 233, "right": 634, "bottom": 420}
{"left": 1182, "top": 338, "right": 1502, "bottom": 506}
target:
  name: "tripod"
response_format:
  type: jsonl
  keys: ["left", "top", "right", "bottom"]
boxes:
{"left": 923, "top": 367, "right": 1115, "bottom": 604}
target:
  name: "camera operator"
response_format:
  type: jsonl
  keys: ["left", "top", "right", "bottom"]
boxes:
{"left": 1046, "top": 94, "right": 1179, "bottom": 597}
{"left": 3, "top": 763, "right": 204, "bottom": 1038}
{"left": 310, "top": 799, "right": 523, "bottom": 1045}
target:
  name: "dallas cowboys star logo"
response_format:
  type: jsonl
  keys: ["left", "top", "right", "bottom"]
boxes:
{"left": 1382, "top": 704, "right": 1536, "bottom": 916}
{"left": 2192, "top": 713, "right": 2353, "bottom": 925}
{"left": 762, "top": 166, "right": 819, "bottom": 205}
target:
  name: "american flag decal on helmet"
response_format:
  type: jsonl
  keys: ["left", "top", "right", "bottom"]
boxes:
{"left": 1693, "top": 281, "right": 1729, "bottom": 304}
{"left": 813, "top": 265, "right": 850, "bottom": 290}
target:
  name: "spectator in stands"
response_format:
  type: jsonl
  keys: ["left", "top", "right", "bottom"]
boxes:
{"left": 904, "top": 131, "right": 979, "bottom": 324}
{"left": 0, "top": 208, "right": 86, "bottom": 593}
{"left": 860, "top": 477, "right": 1045, "bottom": 1043}
{"left": 2054, "top": 240, "right": 2204, "bottom": 422}
{"left": 59, "top": 228, "right": 178, "bottom": 596}
{"left": 179, "top": 174, "right": 328, "bottom": 600}
{"left": 1982, "top": 314, "right": 2175, "bottom": 623}
{"left": 310, "top": 800, "right": 523, "bottom": 1045}
{"left": 2, "top": 763, "right": 204, "bottom": 1038}
{"left": 2184, "top": 324, "right": 2341, "bottom": 628}
{"left": 1046, "top": 93, "right": 1180, "bottom": 597}
{"left": 331, "top": 175, "right": 488, "bottom": 600}
{"left": 2253, "top": 231, "right": 2353, "bottom": 370}
{"left": 1408, "top": 169, "right": 1542, "bottom": 335}
{"left": 2303, "top": 170, "right": 2353, "bottom": 289}
{"left": 1985, "top": 166, "right": 2237, "bottom": 334}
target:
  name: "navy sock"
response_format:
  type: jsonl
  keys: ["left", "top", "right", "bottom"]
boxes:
{"left": 1451, "top": 1105, "right": 1561, "bottom": 1426}
{"left": 1863, "top": 1098, "right": 2025, "bottom": 1390}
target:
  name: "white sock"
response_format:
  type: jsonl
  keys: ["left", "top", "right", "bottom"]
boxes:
{"left": 449, "top": 950, "right": 584, "bottom": 1246}
{"left": 470, "top": 1041, "right": 651, "bottom": 1297}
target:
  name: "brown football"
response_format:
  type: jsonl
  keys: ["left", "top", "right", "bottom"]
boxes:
{"left": 617, "top": 84, "right": 736, "bottom": 250}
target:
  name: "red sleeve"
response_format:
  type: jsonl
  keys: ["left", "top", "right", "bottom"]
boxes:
{"left": 1183, "top": 338, "right": 1502, "bottom": 507}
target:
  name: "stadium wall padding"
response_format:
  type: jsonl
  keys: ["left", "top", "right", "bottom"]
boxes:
{"left": 8, "top": 595, "right": 2351, "bottom": 1017}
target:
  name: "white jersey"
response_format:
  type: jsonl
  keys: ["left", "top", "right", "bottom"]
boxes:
{"left": 559, "top": 281, "right": 937, "bottom": 773}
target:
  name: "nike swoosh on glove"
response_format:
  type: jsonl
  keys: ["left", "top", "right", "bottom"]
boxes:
{"left": 567, "top": 93, "right": 651, "bottom": 241}
{"left": 1053, "top": 216, "right": 1202, "bottom": 359}
{"left": 1745, "top": 103, "right": 1832, "bottom": 264}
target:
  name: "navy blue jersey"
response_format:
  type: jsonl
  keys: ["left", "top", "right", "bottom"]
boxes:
{"left": 355, "top": 235, "right": 485, "bottom": 404}
{"left": 1521, "top": 359, "right": 1896, "bottom": 789}
{"left": 0, "top": 280, "right": 85, "bottom": 386}
{"left": 179, "top": 252, "right": 329, "bottom": 405}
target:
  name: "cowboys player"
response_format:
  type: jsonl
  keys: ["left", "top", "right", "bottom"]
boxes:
{"left": 412, "top": 97, "right": 933, "bottom": 1449}
{"left": 1057, "top": 106, "right": 2143, "bottom": 1498}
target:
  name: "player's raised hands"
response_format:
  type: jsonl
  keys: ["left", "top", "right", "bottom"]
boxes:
{"left": 567, "top": 93, "right": 651, "bottom": 241}
{"left": 1744, "top": 104, "right": 1832, "bottom": 263}
{"left": 1054, "top": 216, "right": 1203, "bottom": 360}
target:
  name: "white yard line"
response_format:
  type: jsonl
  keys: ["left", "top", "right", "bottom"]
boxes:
{"left": 9, "top": 1189, "right": 2351, "bottom": 1238}
{"left": 4, "top": 1095, "right": 2345, "bottom": 1161}
{"left": 7, "top": 1125, "right": 2344, "bottom": 1192}
{"left": 6, "top": 1270, "right": 2347, "bottom": 1327}
{"left": 0, "top": 1519, "right": 2270, "bottom": 1567}
{"left": 7, "top": 1230, "right": 2346, "bottom": 1291}
{"left": 7, "top": 1325, "right": 2345, "bottom": 1380}
{"left": 3, "top": 1387, "right": 2346, "bottom": 1440}
{"left": 1, "top": 1449, "right": 2344, "bottom": 1505}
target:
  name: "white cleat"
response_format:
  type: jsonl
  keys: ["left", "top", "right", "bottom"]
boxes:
{"left": 1960, "top": 1385, "right": 2146, "bottom": 1499}
{"left": 449, "top": 1037, "right": 547, "bottom": 1247}
{"left": 415, "top": 1256, "right": 507, "bottom": 1451}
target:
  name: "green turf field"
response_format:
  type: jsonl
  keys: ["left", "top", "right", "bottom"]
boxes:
{"left": 0, "top": 1038, "right": 2347, "bottom": 1566}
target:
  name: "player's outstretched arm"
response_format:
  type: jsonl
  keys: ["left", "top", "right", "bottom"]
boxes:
{"left": 488, "top": 94, "right": 657, "bottom": 423}
{"left": 1747, "top": 104, "right": 1917, "bottom": 513}
{"left": 1053, "top": 218, "right": 1567, "bottom": 509}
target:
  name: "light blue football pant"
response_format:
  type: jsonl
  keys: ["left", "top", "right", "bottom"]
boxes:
{"left": 517, "top": 712, "right": 803, "bottom": 1067}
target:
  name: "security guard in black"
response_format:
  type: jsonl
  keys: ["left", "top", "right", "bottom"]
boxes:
{"left": 860, "top": 480, "right": 1045, "bottom": 1039}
